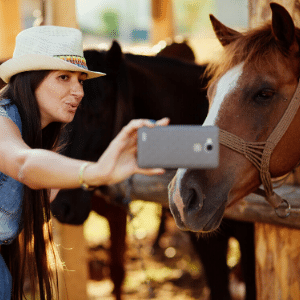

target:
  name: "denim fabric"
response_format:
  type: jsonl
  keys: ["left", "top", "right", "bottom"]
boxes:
{"left": 0, "top": 253, "right": 12, "bottom": 299}
{"left": 0, "top": 99, "right": 23, "bottom": 299}
{"left": 0, "top": 99, "right": 23, "bottom": 245}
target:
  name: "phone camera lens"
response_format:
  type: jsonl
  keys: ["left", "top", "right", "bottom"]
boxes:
{"left": 205, "top": 138, "right": 213, "bottom": 152}
{"left": 206, "top": 144, "right": 213, "bottom": 151}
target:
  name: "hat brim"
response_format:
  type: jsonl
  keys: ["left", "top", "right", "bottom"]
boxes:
{"left": 0, "top": 54, "right": 105, "bottom": 83}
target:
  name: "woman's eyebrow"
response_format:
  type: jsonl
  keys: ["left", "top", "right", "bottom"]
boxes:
{"left": 63, "top": 71, "right": 87, "bottom": 78}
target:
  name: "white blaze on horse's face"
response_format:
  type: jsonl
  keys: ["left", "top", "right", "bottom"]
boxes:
{"left": 174, "top": 65, "right": 245, "bottom": 198}
{"left": 204, "top": 63, "right": 244, "bottom": 126}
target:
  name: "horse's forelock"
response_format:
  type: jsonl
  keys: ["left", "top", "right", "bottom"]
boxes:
{"left": 207, "top": 23, "right": 300, "bottom": 86}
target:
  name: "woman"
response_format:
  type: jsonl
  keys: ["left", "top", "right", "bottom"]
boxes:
{"left": 0, "top": 26, "right": 169, "bottom": 299}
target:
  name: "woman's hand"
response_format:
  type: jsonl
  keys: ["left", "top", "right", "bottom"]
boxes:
{"left": 96, "top": 117, "right": 170, "bottom": 185}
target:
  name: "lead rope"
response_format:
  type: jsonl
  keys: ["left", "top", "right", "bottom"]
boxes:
{"left": 219, "top": 80, "right": 300, "bottom": 218}
{"left": 123, "top": 177, "right": 155, "bottom": 299}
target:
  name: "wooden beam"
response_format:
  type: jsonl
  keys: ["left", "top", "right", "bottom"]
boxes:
{"left": 151, "top": 0, "right": 174, "bottom": 44}
{"left": 0, "top": 0, "right": 21, "bottom": 60}
{"left": 225, "top": 186, "right": 300, "bottom": 229}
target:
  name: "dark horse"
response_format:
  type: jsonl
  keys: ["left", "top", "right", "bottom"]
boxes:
{"left": 168, "top": 3, "right": 300, "bottom": 280}
{"left": 51, "top": 41, "right": 255, "bottom": 299}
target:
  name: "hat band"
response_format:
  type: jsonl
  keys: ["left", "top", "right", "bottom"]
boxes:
{"left": 54, "top": 55, "right": 88, "bottom": 70}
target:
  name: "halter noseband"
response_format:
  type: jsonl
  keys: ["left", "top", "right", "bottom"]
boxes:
{"left": 219, "top": 80, "right": 300, "bottom": 217}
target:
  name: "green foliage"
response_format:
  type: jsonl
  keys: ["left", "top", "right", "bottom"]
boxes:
{"left": 174, "top": 0, "right": 213, "bottom": 34}
{"left": 101, "top": 9, "right": 120, "bottom": 38}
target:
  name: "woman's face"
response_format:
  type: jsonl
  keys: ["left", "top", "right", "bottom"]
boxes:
{"left": 35, "top": 70, "right": 87, "bottom": 128}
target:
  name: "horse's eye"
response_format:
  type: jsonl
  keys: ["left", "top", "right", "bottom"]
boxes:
{"left": 254, "top": 89, "right": 275, "bottom": 105}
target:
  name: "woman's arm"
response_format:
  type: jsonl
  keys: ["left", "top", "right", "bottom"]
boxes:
{"left": 0, "top": 116, "right": 169, "bottom": 190}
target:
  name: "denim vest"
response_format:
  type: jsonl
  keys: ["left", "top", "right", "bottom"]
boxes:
{"left": 0, "top": 99, "right": 24, "bottom": 245}
{"left": 0, "top": 99, "right": 24, "bottom": 299}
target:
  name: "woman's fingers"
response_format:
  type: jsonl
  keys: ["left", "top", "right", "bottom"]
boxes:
{"left": 136, "top": 167, "right": 165, "bottom": 176}
{"left": 155, "top": 117, "right": 170, "bottom": 126}
{"left": 124, "top": 119, "right": 155, "bottom": 134}
{"left": 124, "top": 117, "right": 170, "bottom": 134}
{"left": 117, "top": 118, "right": 170, "bottom": 144}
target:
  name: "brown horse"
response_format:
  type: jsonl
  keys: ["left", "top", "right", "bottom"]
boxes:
{"left": 169, "top": 3, "right": 300, "bottom": 232}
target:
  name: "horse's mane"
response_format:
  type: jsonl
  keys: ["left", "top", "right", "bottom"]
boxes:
{"left": 206, "top": 23, "right": 300, "bottom": 84}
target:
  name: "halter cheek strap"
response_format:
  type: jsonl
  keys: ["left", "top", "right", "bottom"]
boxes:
{"left": 219, "top": 80, "right": 300, "bottom": 215}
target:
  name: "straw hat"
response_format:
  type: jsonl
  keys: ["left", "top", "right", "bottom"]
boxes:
{"left": 0, "top": 26, "right": 105, "bottom": 83}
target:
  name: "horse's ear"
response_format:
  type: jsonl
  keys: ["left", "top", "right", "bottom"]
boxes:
{"left": 209, "top": 14, "right": 241, "bottom": 46}
{"left": 270, "top": 3, "right": 299, "bottom": 54}
{"left": 106, "top": 40, "right": 124, "bottom": 71}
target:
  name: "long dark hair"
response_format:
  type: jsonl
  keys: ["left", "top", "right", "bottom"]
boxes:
{"left": 0, "top": 70, "right": 64, "bottom": 299}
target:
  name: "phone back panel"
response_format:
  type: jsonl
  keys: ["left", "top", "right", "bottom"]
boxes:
{"left": 137, "top": 125, "right": 219, "bottom": 169}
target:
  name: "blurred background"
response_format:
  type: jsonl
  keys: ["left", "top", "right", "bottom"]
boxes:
{"left": 18, "top": 0, "right": 248, "bottom": 62}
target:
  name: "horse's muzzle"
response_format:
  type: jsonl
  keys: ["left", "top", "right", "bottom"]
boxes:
{"left": 168, "top": 169, "right": 226, "bottom": 232}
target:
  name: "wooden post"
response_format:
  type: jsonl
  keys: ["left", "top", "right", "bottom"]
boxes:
{"left": 255, "top": 223, "right": 300, "bottom": 299}
{"left": 0, "top": 0, "right": 21, "bottom": 60}
{"left": 151, "top": 0, "right": 174, "bottom": 44}
{"left": 49, "top": 2, "right": 88, "bottom": 297}
{"left": 51, "top": 0, "right": 78, "bottom": 28}
{"left": 52, "top": 219, "right": 89, "bottom": 300}
{"left": 248, "top": 1, "right": 300, "bottom": 299}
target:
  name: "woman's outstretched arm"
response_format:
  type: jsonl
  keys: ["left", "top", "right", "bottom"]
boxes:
{"left": 0, "top": 116, "right": 170, "bottom": 190}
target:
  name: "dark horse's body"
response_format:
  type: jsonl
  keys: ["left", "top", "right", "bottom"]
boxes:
{"left": 51, "top": 41, "right": 255, "bottom": 300}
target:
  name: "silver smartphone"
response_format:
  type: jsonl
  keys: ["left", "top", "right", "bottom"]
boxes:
{"left": 137, "top": 125, "right": 219, "bottom": 169}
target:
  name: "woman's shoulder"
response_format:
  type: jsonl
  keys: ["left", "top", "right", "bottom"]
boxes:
{"left": 0, "top": 99, "right": 22, "bottom": 134}
{"left": 0, "top": 98, "right": 17, "bottom": 111}
{"left": 0, "top": 98, "right": 13, "bottom": 108}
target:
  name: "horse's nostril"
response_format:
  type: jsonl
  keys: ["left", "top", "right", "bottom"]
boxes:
{"left": 187, "top": 189, "right": 202, "bottom": 211}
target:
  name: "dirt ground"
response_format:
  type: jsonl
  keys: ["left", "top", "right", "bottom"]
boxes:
{"left": 86, "top": 204, "right": 245, "bottom": 300}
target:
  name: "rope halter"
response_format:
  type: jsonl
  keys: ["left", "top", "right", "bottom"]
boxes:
{"left": 219, "top": 81, "right": 300, "bottom": 217}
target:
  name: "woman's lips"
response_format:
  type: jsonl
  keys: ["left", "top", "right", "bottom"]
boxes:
{"left": 65, "top": 103, "right": 78, "bottom": 113}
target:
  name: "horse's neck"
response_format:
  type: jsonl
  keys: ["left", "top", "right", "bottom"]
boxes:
{"left": 125, "top": 53, "right": 208, "bottom": 84}
{"left": 124, "top": 54, "right": 209, "bottom": 125}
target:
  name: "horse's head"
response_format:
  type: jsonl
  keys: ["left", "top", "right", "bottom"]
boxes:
{"left": 156, "top": 40, "right": 196, "bottom": 62}
{"left": 168, "top": 3, "right": 300, "bottom": 232}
